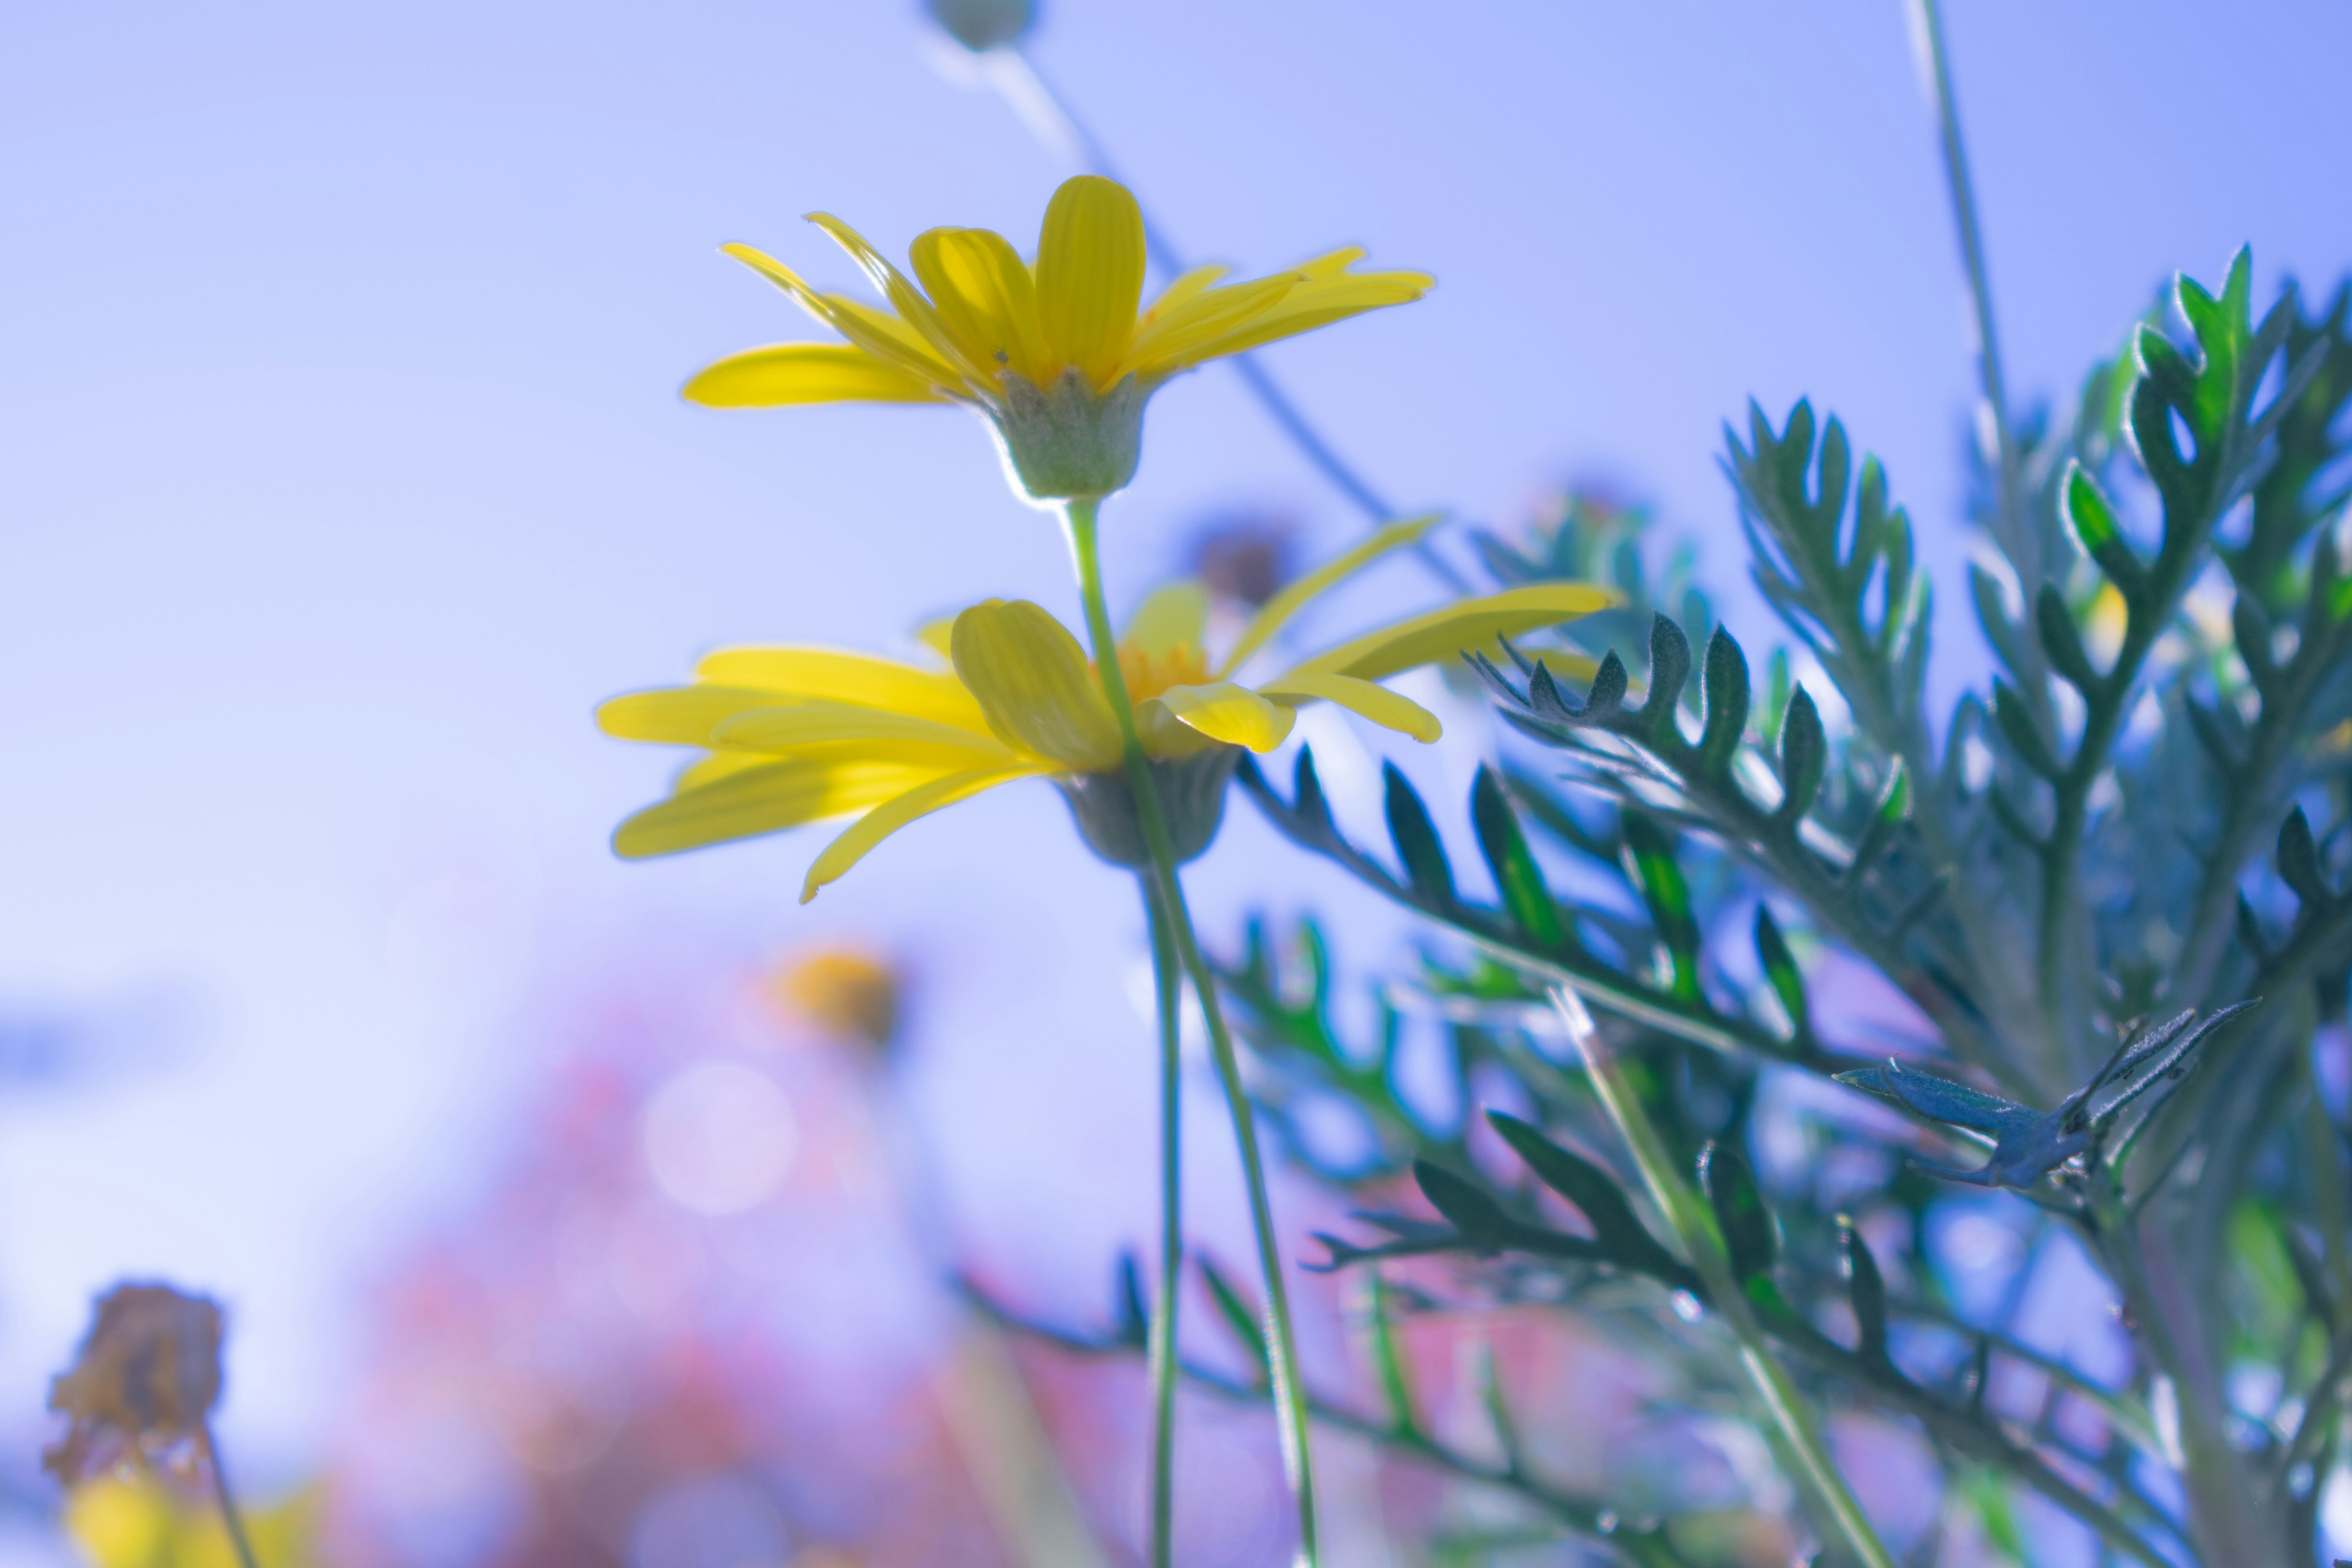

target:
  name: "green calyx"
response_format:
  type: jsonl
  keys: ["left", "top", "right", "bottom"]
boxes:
{"left": 1055, "top": 745, "right": 1242, "bottom": 869}
{"left": 990, "top": 369, "right": 1148, "bottom": 501}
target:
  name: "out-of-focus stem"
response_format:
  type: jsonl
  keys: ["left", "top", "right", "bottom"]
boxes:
{"left": 1140, "top": 873, "right": 1183, "bottom": 1568}
{"left": 198, "top": 1424, "right": 262, "bottom": 1568}
{"left": 1065, "top": 496, "right": 1322, "bottom": 1566}
{"left": 1550, "top": 987, "right": 1897, "bottom": 1568}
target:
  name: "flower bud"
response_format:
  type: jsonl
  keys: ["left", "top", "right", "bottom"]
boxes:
{"left": 1054, "top": 746, "right": 1242, "bottom": 869}
{"left": 923, "top": 0, "right": 1036, "bottom": 53}
{"left": 46, "top": 1284, "right": 225, "bottom": 1484}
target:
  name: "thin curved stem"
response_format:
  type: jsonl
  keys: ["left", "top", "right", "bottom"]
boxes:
{"left": 1140, "top": 873, "right": 1182, "bottom": 1568}
{"left": 1550, "top": 988, "right": 1898, "bottom": 1568}
{"left": 1909, "top": 0, "right": 2027, "bottom": 587}
{"left": 198, "top": 1423, "right": 262, "bottom": 1568}
{"left": 989, "top": 48, "right": 1469, "bottom": 594}
{"left": 1065, "top": 496, "right": 1320, "bottom": 1566}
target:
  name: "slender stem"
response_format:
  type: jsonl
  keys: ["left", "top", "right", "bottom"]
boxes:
{"left": 1140, "top": 873, "right": 1183, "bottom": 1568}
{"left": 1064, "top": 496, "right": 1320, "bottom": 1566}
{"left": 963, "top": 1283, "right": 1698, "bottom": 1568}
{"left": 198, "top": 1423, "right": 262, "bottom": 1568}
{"left": 1909, "top": 0, "right": 2027, "bottom": 586}
{"left": 1550, "top": 988, "right": 1898, "bottom": 1568}
{"left": 989, "top": 48, "right": 1469, "bottom": 593}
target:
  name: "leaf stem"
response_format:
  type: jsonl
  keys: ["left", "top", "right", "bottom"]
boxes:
{"left": 198, "top": 1423, "right": 263, "bottom": 1568}
{"left": 1139, "top": 873, "right": 1182, "bottom": 1568}
{"left": 1065, "top": 496, "right": 1321, "bottom": 1566}
{"left": 1549, "top": 987, "right": 1898, "bottom": 1568}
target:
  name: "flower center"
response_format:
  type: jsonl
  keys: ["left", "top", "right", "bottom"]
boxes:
{"left": 1112, "top": 641, "right": 1210, "bottom": 703}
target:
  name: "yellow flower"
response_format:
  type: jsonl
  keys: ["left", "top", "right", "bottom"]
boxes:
{"left": 66, "top": 1476, "right": 321, "bottom": 1568}
{"left": 774, "top": 948, "right": 901, "bottom": 1049}
{"left": 682, "top": 175, "right": 1431, "bottom": 499}
{"left": 600, "top": 516, "right": 1610, "bottom": 899}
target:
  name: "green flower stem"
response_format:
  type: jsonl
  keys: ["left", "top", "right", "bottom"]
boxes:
{"left": 1065, "top": 495, "right": 1322, "bottom": 1567}
{"left": 198, "top": 1423, "right": 263, "bottom": 1568}
{"left": 1140, "top": 872, "right": 1182, "bottom": 1568}
{"left": 1549, "top": 987, "right": 1896, "bottom": 1568}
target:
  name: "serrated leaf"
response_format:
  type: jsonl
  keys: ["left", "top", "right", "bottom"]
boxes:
{"left": 1776, "top": 687, "right": 1825, "bottom": 824}
{"left": 1414, "top": 1158, "right": 1510, "bottom": 1240}
{"left": 1487, "top": 1111, "right": 1684, "bottom": 1280}
{"left": 1476, "top": 1341, "right": 1526, "bottom": 1476}
{"left": 1992, "top": 680, "right": 2060, "bottom": 778}
{"left": 1754, "top": 903, "right": 1809, "bottom": 1039}
{"left": 1619, "top": 813, "right": 1700, "bottom": 996}
{"left": 1200, "top": 1256, "right": 1270, "bottom": 1378}
{"left": 1642, "top": 614, "right": 1692, "bottom": 729}
{"left": 1698, "top": 1141, "right": 1776, "bottom": 1287}
{"left": 1839, "top": 1216, "right": 1890, "bottom": 1363}
{"left": 1383, "top": 763, "right": 1456, "bottom": 904}
{"left": 1835, "top": 1061, "right": 2041, "bottom": 1139}
{"left": 2278, "top": 805, "right": 2329, "bottom": 908}
{"left": 1117, "top": 1251, "right": 1150, "bottom": 1346}
{"left": 1472, "top": 767, "right": 1566, "bottom": 949}
{"left": 2034, "top": 585, "right": 2097, "bottom": 692}
{"left": 1696, "top": 628, "right": 1750, "bottom": 777}
{"left": 1292, "top": 747, "right": 1331, "bottom": 830}
{"left": 2064, "top": 463, "right": 2146, "bottom": 597}
{"left": 1366, "top": 1272, "right": 1423, "bottom": 1439}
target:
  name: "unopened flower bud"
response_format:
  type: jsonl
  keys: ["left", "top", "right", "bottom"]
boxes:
{"left": 45, "top": 1284, "right": 225, "bottom": 1485}
{"left": 923, "top": 0, "right": 1035, "bottom": 53}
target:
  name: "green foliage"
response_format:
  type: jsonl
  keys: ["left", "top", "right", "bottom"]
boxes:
{"left": 1222, "top": 258, "right": 2352, "bottom": 1566}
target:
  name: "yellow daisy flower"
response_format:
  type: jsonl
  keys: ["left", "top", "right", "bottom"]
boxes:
{"left": 600, "top": 517, "right": 1610, "bottom": 899}
{"left": 682, "top": 174, "right": 1431, "bottom": 500}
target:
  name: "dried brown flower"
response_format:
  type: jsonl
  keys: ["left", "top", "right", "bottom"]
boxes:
{"left": 45, "top": 1283, "right": 225, "bottom": 1485}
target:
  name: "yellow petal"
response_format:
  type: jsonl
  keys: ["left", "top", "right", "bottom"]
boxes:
{"left": 1123, "top": 581, "right": 1208, "bottom": 655}
{"left": 1295, "top": 246, "right": 1368, "bottom": 281}
{"left": 713, "top": 699, "right": 1018, "bottom": 761}
{"left": 614, "top": 755, "right": 949, "bottom": 859}
{"left": 600, "top": 684, "right": 812, "bottom": 745}
{"left": 682, "top": 343, "right": 950, "bottom": 407}
{"left": 1120, "top": 271, "right": 1302, "bottom": 380}
{"left": 914, "top": 617, "right": 957, "bottom": 660}
{"left": 676, "top": 750, "right": 774, "bottom": 791}
{"left": 1283, "top": 584, "right": 1619, "bottom": 685}
{"left": 1161, "top": 267, "right": 1433, "bottom": 371}
{"left": 1033, "top": 175, "right": 1147, "bottom": 389}
{"left": 1222, "top": 513, "right": 1445, "bottom": 676}
{"left": 1147, "top": 681, "right": 1297, "bottom": 752}
{"left": 801, "top": 767, "right": 1034, "bottom": 902}
{"left": 951, "top": 599, "right": 1123, "bottom": 770}
{"left": 1258, "top": 669, "right": 1441, "bottom": 742}
{"left": 1137, "top": 265, "right": 1231, "bottom": 331}
{"left": 909, "top": 226, "right": 1056, "bottom": 388}
{"left": 804, "top": 213, "right": 998, "bottom": 390}
{"left": 692, "top": 647, "right": 993, "bottom": 733}
{"left": 719, "top": 244, "right": 960, "bottom": 385}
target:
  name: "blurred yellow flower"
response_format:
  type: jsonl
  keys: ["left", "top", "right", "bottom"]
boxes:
{"left": 65, "top": 1477, "right": 318, "bottom": 1568}
{"left": 775, "top": 949, "right": 902, "bottom": 1049}
{"left": 683, "top": 175, "right": 1430, "bottom": 498}
{"left": 600, "top": 516, "right": 1609, "bottom": 896}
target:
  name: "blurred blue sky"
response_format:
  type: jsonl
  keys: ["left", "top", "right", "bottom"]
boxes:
{"left": 2, "top": 0, "right": 2348, "bottom": 1518}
